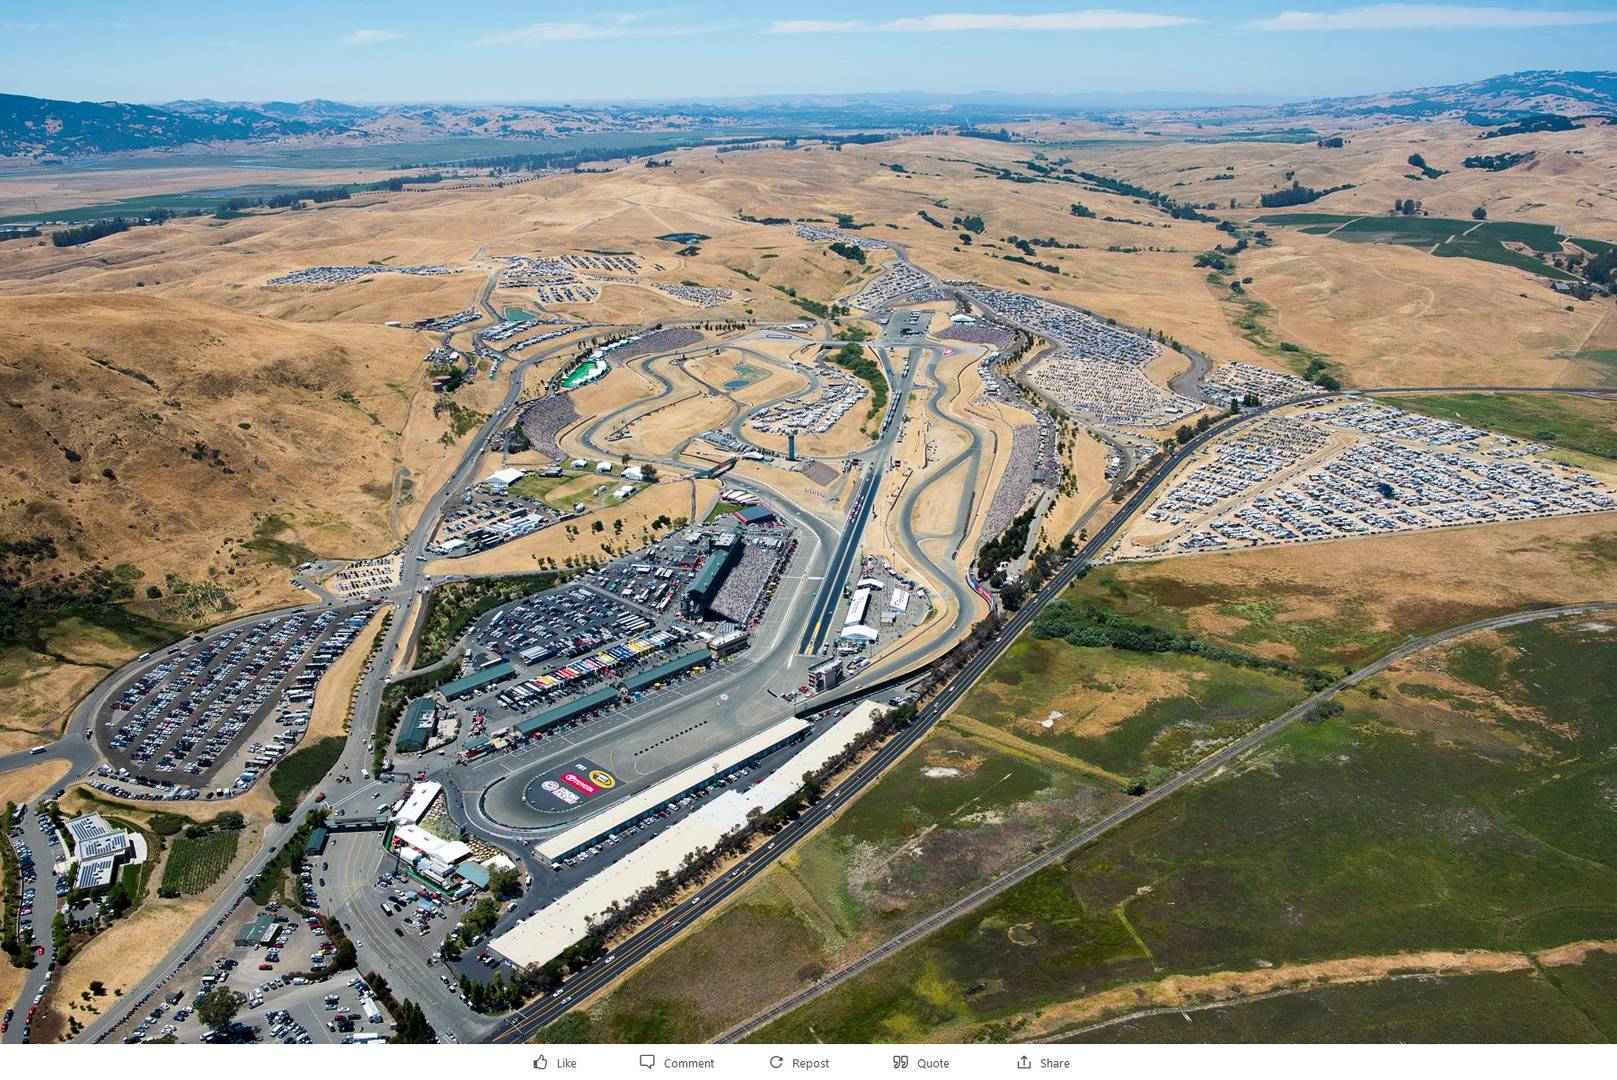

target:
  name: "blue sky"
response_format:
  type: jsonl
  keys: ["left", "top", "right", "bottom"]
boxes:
{"left": 5, "top": 3, "right": 1616, "bottom": 104}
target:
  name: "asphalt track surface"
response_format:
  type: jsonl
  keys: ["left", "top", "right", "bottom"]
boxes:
{"left": 850, "top": 342, "right": 989, "bottom": 689}
{"left": 792, "top": 328, "right": 937, "bottom": 654}
{"left": 799, "top": 462, "right": 883, "bottom": 653}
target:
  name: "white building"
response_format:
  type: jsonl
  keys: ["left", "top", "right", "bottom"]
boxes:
{"left": 491, "top": 704, "right": 885, "bottom": 969}
{"left": 65, "top": 813, "right": 145, "bottom": 892}
{"left": 482, "top": 467, "right": 525, "bottom": 493}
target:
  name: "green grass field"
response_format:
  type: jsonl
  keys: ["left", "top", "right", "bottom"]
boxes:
{"left": 1060, "top": 567, "right": 1398, "bottom": 668}
{"left": 1434, "top": 234, "right": 1579, "bottom": 279}
{"left": 1471, "top": 219, "right": 1564, "bottom": 253}
{"left": 1381, "top": 392, "right": 1617, "bottom": 461}
{"left": 1332, "top": 215, "right": 1474, "bottom": 245}
{"left": 751, "top": 615, "right": 1617, "bottom": 1043}
{"left": 1254, "top": 213, "right": 1579, "bottom": 278}
{"left": 268, "top": 736, "right": 345, "bottom": 809}
{"left": 158, "top": 829, "right": 239, "bottom": 896}
{"left": 1574, "top": 348, "right": 1617, "bottom": 384}
{"left": 955, "top": 636, "right": 1305, "bottom": 777}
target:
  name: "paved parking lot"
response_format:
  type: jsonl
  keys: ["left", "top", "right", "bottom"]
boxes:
{"left": 966, "top": 286, "right": 1200, "bottom": 429}
{"left": 93, "top": 605, "right": 375, "bottom": 799}
{"left": 4, "top": 803, "right": 67, "bottom": 1044}
{"left": 1116, "top": 400, "right": 1617, "bottom": 558}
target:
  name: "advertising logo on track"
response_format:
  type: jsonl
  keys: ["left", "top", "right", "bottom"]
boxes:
{"left": 534, "top": 758, "right": 617, "bottom": 807}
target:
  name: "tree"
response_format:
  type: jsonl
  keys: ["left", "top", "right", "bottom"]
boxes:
{"left": 335, "top": 937, "right": 357, "bottom": 971}
{"left": 197, "top": 988, "right": 239, "bottom": 1032}
{"left": 392, "top": 999, "right": 435, "bottom": 1043}
{"left": 1472, "top": 206, "right": 1487, "bottom": 220}
{"left": 641, "top": 463, "right": 659, "bottom": 484}
{"left": 487, "top": 867, "right": 521, "bottom": 900}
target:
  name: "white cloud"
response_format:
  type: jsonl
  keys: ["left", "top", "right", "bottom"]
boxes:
{"left": 342, "top": 29, "right": 405, "bottom": 45}
{"left": 476, "top": 14, "right": 725, "bottom": 45}
{"left": 768, "top": 9, "right": 1200, "bottom": 33}
{"left": 1249, "top": 4, "right": 1617, "bottom": 31}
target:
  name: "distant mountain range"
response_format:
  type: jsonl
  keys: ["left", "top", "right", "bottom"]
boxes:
{"left": 1285, "top": 69, "right": 1617, "bottom": 121}
{"left": 0, "top": 93, "right": 338, "bottom": 158}
{"left": 3, "top": 70, "right": 1612, "bottom": 161}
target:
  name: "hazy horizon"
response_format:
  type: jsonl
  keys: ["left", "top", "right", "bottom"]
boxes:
{"left": 6, "top": 2, "right": 1617, "bottom": 105}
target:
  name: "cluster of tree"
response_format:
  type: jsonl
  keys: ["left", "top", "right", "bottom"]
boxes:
{"left": 1258, "top": 180, "right": 1354, "bottom": 208}
{"left": 828, "top": 241, "right": 866, "bottom": 264}
{"left": 1194, "top": 250, "right": 1233, "bottom": 271}
{"left": 0, "top": 542, "right": 158, "bottom": 650}
{"left": 1068, "top": 202, "right": 1096, "bottom": 218}
{"left": 1171, "top": 414, "right": 1215, "bottom": 445}
{"left": 976, "top": 505, "right": 1037, "bottom": 581}
{"left": 957, "top": 126, "right": 1020, "bottom": 143}
{"left": 363, "top": 972, "right": 436, "bottom": 1042}
{"left": 1406, "top": 153, "right": 1445, "bottom": 179}
{"left": 1299, "top": 354, "right": 1342, "bottom": 391}
{"left": 373, "top": 172, "right": 443, "bottom": 189}
{"left": 916, "top": 209, "right": 947, "bottom": 230}
{"left": 973, "top": 162, "right": 1043, "bottom": 185}
{"left": 997, "top": 535, "right": 1077, "bottom": 612}
{"left": 267, "top": 185, "right": 350, "bottom": 208}
{"left": 196, "top": 987, "right": 240, "bottom": 1032}
{"left": 826, "top": 342, "right": 887, "bottom": 418}
{"left": 953, "top": 213, "right": 985, "bottom": 234}
{"left": 643, "top": 158, "right": 672, "bottom": 168}
{"left": 1391, "top": 198, "right": 1424, "bottom": 216}
{"left": 52, "top": 216, "right": 135, "bottom": 247}
{"left": 1315, "top": 136, "right": 1345, "bottom": 149}
{"left": 737, "top": 211, "right": 790, "bottom": 225}
{"left": 1076, "top": 171, "right": 1215, "bottom": 221}
{"left": 411, "top": 138, "right": 764, "bottom": 175}
{"left": 1481, "top": 113, "right": 1575, "bottom": 139}
{"left": 245, "top": 809, "right": 325, "bottom": 905}
{"left": 1032, "top": 599, "right": 1331, "bottom": 688}
{"left": 1581, "top": 248, "right": 1617, "bottom": 287}
{"left": 1003, "top": 253, "right": 1060, "bottom": 275}
{"left": 1, "top": 804, "right": 24, "bottom": 966}
{"left": 1306, "top": 698, "right": 1346, "bottom": 724}
{"left": 1007, "top": 235, "right": 1081, "bottom": 255}
{"left": 1463, "top": 151, "right": 1532, "bottom": 171}
{"left": 1, "top": 225, "right": 41, "bottom": 241}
